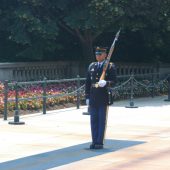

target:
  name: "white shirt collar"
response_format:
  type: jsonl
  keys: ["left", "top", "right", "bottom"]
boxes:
{"left": 98, "top": 61, "right": 104, "bottom": 66}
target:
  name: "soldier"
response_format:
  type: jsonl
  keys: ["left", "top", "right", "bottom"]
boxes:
{"left": 85, "top": 46, "right": 117, "bottom": 149}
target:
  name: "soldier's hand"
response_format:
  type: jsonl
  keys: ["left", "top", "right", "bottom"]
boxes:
{"left": 98, "top": 80, "right": 106, "bottom": 87}
{"left": 86, "top": 99, "right": 89, "bottom": 105}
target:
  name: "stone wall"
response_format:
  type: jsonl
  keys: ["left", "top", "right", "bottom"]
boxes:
{"left": 0, "top": 61, "right": 169, "bottom": 82}
{"left": 0, "top": 62, "right": 80, "bottom": 81}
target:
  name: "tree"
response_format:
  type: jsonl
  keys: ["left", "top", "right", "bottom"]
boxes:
{"left": 0, "top": 0, "right": 125, "bottom": 63}
{"left": 56, "top": 0, "right": 124, "bottom": 63}
{"left": 0, "top": 0, "right": 170, "bottom": 63}
{"left": 115, "top": 0, "right": 170, "bottom": 63}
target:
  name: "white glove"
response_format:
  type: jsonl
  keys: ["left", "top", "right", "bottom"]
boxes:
{"left": 98, "top": 80, "right": 107, "bottom": 87}
{"left": 86, "top": 99, "right": 89, "bottom": 105}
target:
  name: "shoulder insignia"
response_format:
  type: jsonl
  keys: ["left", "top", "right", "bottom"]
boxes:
{"left": 108, "top": 62, "right": 114, "bottom": 69}
{"left": 88, "top": 62, "right": 96, "bottom": 71}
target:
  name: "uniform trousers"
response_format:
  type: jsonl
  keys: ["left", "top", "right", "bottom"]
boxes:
{"left": 90, "top": 105, "right": 108, "bottom": 145}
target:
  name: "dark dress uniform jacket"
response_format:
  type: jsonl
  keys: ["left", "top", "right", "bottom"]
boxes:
{"left": 85, "top": 61, "right": 116, "bottom": 106}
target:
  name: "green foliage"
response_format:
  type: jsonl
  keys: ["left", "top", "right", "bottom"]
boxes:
{"left": 0, "top": 0, "right": 169, "bottom": 63}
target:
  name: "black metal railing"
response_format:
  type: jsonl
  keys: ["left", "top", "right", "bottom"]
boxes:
{"left": 1, "top": 73, "right": 169, "bottom": 121}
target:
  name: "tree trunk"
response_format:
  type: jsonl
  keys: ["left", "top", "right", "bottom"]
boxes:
{"left": 74, "top": 29, "right": 96, "bottom": 76}
{"left": 77, "top": 40, "right": 94, "bottom": 76}
{"left": 75, "top": 29, "right": 95, "bottom": 64}
{"left": 81, "top": 40, "right": 94, "bottom": 64}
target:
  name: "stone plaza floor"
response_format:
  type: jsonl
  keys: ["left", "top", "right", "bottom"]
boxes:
{"left": 0, "top": 95, "right": 170, "bottom": 170}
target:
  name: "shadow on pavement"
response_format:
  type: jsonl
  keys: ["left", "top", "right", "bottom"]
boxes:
{"left": 0, "top": 139, "right": 145, "bottom": 170}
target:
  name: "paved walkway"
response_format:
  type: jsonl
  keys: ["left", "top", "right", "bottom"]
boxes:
{"left": 0, "top": 96, "right": 170, "bottom": 170}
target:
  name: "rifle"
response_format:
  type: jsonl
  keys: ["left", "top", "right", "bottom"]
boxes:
{"left": 100, "top": 29, "right": 121, "bottom": 80}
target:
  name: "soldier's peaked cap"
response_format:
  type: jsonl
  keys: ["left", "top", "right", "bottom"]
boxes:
{"left": 95, "top": 46, "right": 108, "bottom": 53}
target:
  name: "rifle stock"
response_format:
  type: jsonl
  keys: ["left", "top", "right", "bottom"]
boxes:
{"left": 100, "top": 29, "right": 121, "bottom": 80}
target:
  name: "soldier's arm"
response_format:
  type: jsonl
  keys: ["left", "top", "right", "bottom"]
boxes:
{"left": 85, "top": 66, "right": 92, "bottom": 99}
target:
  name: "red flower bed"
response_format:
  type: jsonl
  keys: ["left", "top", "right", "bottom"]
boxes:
{"left": 0, "top": 81, "right": 84, "bottom": 114}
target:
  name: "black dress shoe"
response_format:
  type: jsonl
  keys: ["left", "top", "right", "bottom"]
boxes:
{"left": 89, "top": 143, "right": 95, "bottom": 149}
{"left": 94, "top": 144, "right": 103, "bottom": 149}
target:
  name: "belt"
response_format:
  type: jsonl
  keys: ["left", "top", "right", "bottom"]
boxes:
{"left": 91, "top": 83, "right": 99, "bottom": 88}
